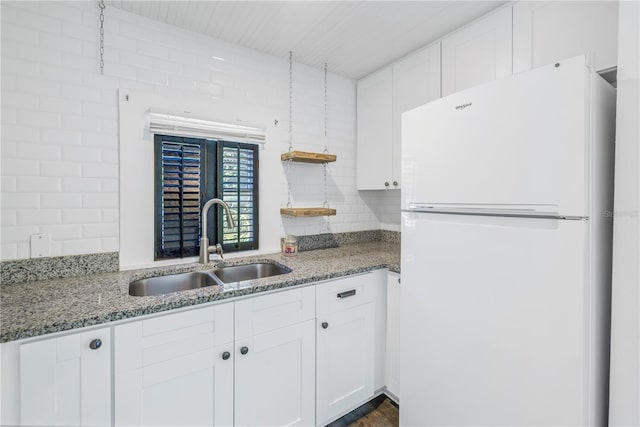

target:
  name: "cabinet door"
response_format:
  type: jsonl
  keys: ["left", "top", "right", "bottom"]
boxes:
{"left": 316, "top": 274, "right": 377, "bottom": 425}
{"left": 234, "top": 319, "right": 316, "bottom": 427}
{"left": 19, "top": 328, "right": 111, "bottom": 426}
{"left": 316, "top": 302, "right": 375, "bottom": 426}
{"left": 357, "top": 66, "right": 393, "bottom": 190}
{"left": 114, "top": 304, "right": 234, "bottom": 427}
{"left": 513, "top": 1, "right": 618, "bottom": 73}
{"left": 385, "top": 272, "right": 401, "bottom": 400}
{"left": 442, "top": 6, "right": 512, "bottom": 96}
{"left": 392, "top": 43, "right": 441, "bottom": 187}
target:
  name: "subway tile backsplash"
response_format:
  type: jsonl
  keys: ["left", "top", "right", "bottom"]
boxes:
{"left": 1, "top": 1, "right": 401, "bottom": 263}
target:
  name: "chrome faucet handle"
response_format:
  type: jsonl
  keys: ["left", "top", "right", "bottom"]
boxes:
{"left": 215, "top": 243, "right": 224, "bottom": 259}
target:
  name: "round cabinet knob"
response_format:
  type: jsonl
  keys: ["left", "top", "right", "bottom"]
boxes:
{"left": 384, "top": 181, "right": 390, "bottom": 187}
{"left": 89, "top": 339, "right": 102, "bottom": 350}
{"left": 393, "top": 181, "right": 398, "bottom": 186}
{"left": 222, "top": 351, "right": 231, "bottom": 360}
{"left": 321, "top": 322, "right": 329, "bottom": 329}
{"left": 240, "top": 346, "right": 249, "bottom": 355}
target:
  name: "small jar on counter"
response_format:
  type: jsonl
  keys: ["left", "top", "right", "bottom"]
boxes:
{"left": 282, "top": 235, "right": 298, "bottom": 257}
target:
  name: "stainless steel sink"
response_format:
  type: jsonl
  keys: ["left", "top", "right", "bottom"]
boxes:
{"left": 129, "top": 271, "right": 217, "bottom": 296}
{"left": 212, "top": 262, "right": 291, "bottom": 284}
{"left": 129, "top": 262, "right": 291, "bottom": 296}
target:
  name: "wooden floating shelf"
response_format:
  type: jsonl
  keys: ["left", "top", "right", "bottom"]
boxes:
{"left": 280, "top": 207, "right": 337, "bottom": 217}
{"left": 280, "top": 151, "right": 337, "bottom": 163}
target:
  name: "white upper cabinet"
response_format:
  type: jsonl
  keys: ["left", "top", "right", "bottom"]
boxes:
{"left": 19, "top": 328, "right": 111, "bottom": 427}
{"left": 513, "top": 1, "right": 619, "bottom": 73}
{"left": 392, "top": 43, "right": 442, "bottom": 189}
{"left": 357, "top": 66, "right": 393, "bottom": 190}
{"left": 357, "top": 44, "right": 441, "bottom": 191}
{"left": 442, "top": 6, "right": 513, "bottom": 96}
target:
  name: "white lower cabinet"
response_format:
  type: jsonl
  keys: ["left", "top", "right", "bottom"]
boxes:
{"left": 234, "top": 286, "right": 316, "bottom": 427}
{"left": 315, "top": 273, "right": 378, "bottom": 426}
{"left": 114, "top": 304, "right": 234, "bottom": 427}
{"left": 385, "top": 272, "right": 401, "bottom": 400}
{"left": 235, "top": 320, "right": 316, "bottom": 427}
{"left": 2, "top": 271, "right": 390, "bottom": 427}
{"left": 19, "top": 327, "right": 111, "bottom": 426}
{"left": 115, "top": 286, "right": 316, "bottom": 427}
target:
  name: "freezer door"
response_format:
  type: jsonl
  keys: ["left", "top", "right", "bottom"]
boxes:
{"left": 401, "top": 56, "right": 591, "bottom": 217}
{"left": 400, "top": 212, "right": 595, "bottom": 426}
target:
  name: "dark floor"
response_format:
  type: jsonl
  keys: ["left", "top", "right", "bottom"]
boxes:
{"left": 325, "top": 395, "right": 399, "bottom": 427}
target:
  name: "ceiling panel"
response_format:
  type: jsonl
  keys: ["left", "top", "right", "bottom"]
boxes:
{"left": 106, "top": 1, "right": 506, "bottom": 79}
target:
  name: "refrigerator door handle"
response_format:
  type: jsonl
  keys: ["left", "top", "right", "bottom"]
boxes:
{"left": 404, "top": 203, "right": 585, "bottom": 220}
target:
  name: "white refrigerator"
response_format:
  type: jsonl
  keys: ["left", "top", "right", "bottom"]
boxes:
{"left": 400, "top": 55, "right": 616, "bottom": 426}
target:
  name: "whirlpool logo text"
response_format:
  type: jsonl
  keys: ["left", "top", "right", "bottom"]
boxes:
{"left": 455, "top": 102, "right": 472, "bottom": 110}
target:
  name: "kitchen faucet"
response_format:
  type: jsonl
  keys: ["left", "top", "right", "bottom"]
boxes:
{"left": 200, "top": 198, "right": 236, "bottom": 264}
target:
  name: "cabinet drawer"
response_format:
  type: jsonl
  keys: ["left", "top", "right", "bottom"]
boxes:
{"left": 115, "top": 304, "right": 233, "bottom": 373}
{"left": 235, "top": 286, "right": 315, "bottom": 339}
{"left": 316, "top": 273, "right": 374, "bottom": 317}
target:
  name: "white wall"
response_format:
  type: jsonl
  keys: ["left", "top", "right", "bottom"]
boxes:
{"left": 609, "top": 1, "right": 640, "bottom": 425}
{"left": 0, "top": 1, "right": 391, "bottom": 263}
{"left": 376, "top": 191, "right": 401, "bottom": 232}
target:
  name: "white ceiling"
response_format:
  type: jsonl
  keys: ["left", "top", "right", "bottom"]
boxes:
{"left": 106, "top": 1, "right": 506, "bottom": 79}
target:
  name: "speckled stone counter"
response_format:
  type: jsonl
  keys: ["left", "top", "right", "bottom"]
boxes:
{"left": 0, "top": 242, "right": 399, "bottom": 343}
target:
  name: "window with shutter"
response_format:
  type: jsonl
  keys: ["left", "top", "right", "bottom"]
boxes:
{"left": 219, "top": 141, "right": 259, "bottom": 251}
{"left": 154, "top": 135, "right": 258, "bottom": 260}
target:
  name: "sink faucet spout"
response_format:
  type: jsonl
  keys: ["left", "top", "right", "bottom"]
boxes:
{"left": 200, "top": 198, "right": 236, "bottom": 264}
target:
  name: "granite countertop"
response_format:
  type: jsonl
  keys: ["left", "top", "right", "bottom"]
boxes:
{"left": 0, "top": 241, "right": 399, "bottom": 343}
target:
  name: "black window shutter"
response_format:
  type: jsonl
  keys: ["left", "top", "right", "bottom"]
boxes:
{"left": 218, "top": 141, "right": 259, "bottom": 252}
{"left": 154, "top": 135, "right": 216, "bottom": 259}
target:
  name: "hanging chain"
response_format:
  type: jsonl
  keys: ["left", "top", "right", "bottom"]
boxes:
{"left": 323, "top": 63, "right": 328, "bottom": 153}
{"left": 286, "top": 158, "right": 292, "bottom": 208}
{"left": 99, "top": 0, "right": 105, "bottom": 75}
{"left": 322, "top": 63, "right": 330, "bottom": 214}
{"left": 322, "top": 162, "right": 330, "bottom": 232}
{"left": 288, "top": 51, "right": 293, "bottom": 153}
{"left": 323, "top": 163, "right": 329, "bottom": 208}
{"left": 286, "top": 51, "right": 294, "bottom": 208}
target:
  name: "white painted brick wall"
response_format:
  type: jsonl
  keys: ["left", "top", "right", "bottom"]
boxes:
{"left": 1, "top": 1, "right": 399, "bottom": 262}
